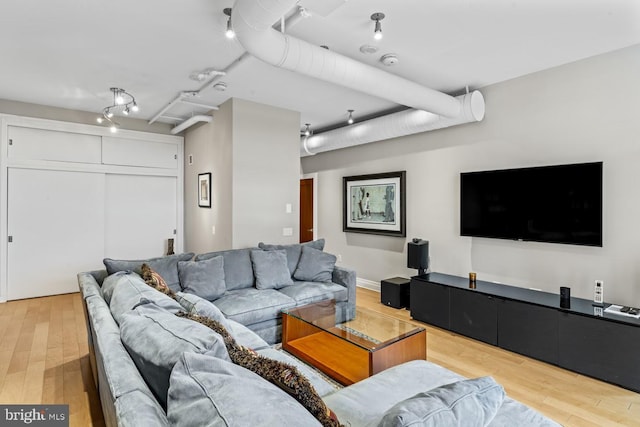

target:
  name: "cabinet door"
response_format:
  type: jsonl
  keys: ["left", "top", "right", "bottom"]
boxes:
{"left": 498, "top": 300, "right": 558, "bottom": 364}
{"left": 450, "top": 288, "right": 498, "bottom": 345}
{"left": 559, "top": 313, "right": 640, "bottom": 392}
{"left": 410, "top": 279, "right": 450, "bottom": 329}
{"left": 104, "top": 174, "right": 177, "bottom": 259}
{"left": 7, "top": 168, "right": 105, "bottom": 300}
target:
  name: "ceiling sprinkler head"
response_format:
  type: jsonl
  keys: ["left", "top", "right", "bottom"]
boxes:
{"left": 380, "top": 53, "right": 399, "bottom": 66}
{"left": 213, "top": 82, "right": 227, "bottom": 91}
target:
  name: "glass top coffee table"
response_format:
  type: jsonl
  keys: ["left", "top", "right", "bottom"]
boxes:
{"left": 282, "top": 299, "right": 426, "bottom": 385}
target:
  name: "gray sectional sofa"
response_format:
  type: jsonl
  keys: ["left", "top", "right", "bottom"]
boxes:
{"left": 101, "top": 239, "right": 356, "bottom": 344}
{"left": 78, "top": 243, "right": 561, "bottom": 427}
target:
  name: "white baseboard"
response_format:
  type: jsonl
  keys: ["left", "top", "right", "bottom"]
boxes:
{"left": 357, "top": 277, "right": 380, "bottom": 292}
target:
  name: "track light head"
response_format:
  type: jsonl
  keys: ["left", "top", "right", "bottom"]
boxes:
{"left": 347, "top": 110, "right": 354, "bottom": 125}
{"left": 371, "top": 12, "right": 385, "bottom": 41}
{"left": 224, "top": 8, "right": 235, "bottom": 39}
{"left": 303, "top": 123, "right": 311, "bottom": 136}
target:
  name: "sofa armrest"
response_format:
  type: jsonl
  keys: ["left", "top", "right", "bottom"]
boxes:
{"left": 332, "top": 266, "right": 356, "bottom": 307}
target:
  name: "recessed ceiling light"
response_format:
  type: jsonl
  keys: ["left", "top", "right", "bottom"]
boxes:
{"left": 360, "top": 45, "right": 379, "bottom": 54}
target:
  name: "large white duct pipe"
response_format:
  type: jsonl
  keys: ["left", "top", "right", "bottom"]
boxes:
{"left": 232, "top": 0, "right": 462, "bottom": 118}
{"left": 301, "top": 91, "right": 485, "bottom": 156}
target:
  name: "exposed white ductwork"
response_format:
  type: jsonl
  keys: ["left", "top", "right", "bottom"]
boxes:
{"left": 170, "top": 115, "right": 213, "bottom": 135}
{"left": 232, "top": 0, "right": 486, "bottom": 155}
{"left": 301, "top": 91, "right": 485, "bottom": 156}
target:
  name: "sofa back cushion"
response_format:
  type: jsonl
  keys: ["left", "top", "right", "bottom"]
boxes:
{"left": 377, "top": 376, "right": 505, "bottom": 427}
{"left": 195, "top": 248, "right": 254, "bottom": 291}
{"left": 103, "top": 253, "right": 194, "bottom": 292}
{"left": 178, "top": 256, "right": 226, "bottom": 301}
{"left": 167, "top": 352, "right": 322, "bottom": 427}
{"left": 120, "top": 302, "right": 229, "bottom": 410}
{"left": 293, "top": 245, "right": 336, "bottom": 283}
{"left": 251, "top": 249, "right": 293, "bottom": 290}
{"left": 107, "top": 272, "right": 182, "bottom": 325}
{"left": 258, "top": 238, "right": 325, "bottom": 276}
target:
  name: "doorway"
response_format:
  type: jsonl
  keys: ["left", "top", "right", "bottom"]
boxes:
{"left": 299, "top": 177, "right": 314, "bottom": 242}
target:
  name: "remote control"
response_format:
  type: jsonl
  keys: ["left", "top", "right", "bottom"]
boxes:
{"left": 594, "top": 280, "right": 604, "bottom": 305}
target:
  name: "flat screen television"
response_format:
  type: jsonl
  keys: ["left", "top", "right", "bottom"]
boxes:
{"left": 460, "top": 162, "right": 603, "bottom": 246}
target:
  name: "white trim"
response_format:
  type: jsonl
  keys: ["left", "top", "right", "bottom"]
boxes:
{"left": 357, "top": 277, "right": 381, "bottom": 292}
{"left": 300, "top": 172, "right": 318, "bottom": 241}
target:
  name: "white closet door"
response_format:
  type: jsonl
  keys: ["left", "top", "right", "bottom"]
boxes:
{"left": 105, "top": 174, "right": 177, "bottom": 259}
{"left": 7, "top": 168, "right": 105, "bottom": 300}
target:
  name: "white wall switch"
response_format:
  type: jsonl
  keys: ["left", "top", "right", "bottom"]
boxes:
{"left": 285, "top": 203, "right": 292, "bottom": 213}
{"left": 211, "top": 226, "right": 216, "bottom": 235}
{"left": 283, "top": 227, "right": 293, "bottom": 236}
{"left": 594, "top": 280, "right": 604, "bottom": 305}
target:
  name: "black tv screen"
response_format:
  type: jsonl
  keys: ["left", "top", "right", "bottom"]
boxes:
{"left": 460, "top": 162, "right": 603, "bottom": 246}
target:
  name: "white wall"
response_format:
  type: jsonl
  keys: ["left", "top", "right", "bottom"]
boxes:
{"left": 231, "top": 99, "right": 301, "bottom": 248}
{"left": 302, "top": 44, "right": 640, "bottom": 305}
{"left": 184, "top": 98, "right": 300, "bottom": 252}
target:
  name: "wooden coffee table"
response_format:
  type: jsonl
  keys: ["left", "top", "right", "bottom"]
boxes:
{"left": 282, "top": 299, "right": 426, "bottom": 385}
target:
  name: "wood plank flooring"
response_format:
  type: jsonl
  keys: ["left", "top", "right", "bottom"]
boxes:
{"left": 1, "top": 288, "right": 639, "bottom": 426}
{"left": 0, "top": 293, "right": 104, "bottom": 427}
{"left": 358, "top": 287, "right": 640, "bottom": 427}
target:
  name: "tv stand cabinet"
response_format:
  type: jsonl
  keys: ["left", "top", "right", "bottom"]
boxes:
{"left": 410, "top": 273, "right": 640, "bottom": 392}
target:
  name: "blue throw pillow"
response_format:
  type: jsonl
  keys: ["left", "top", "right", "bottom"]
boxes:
{"left": 258, "top": 238, "right": 325, "bottom": 275}
{"left": 178, "top": 255, "right": 226, "bottom": 301}
{"left": 293, "top": 245, "right": 336, "bottom": 283}
{"left": 251, "top": 249, "right": 294, "bottom": 289}
{"left": 377, "top": 377, "right": 505, "bottom": 427}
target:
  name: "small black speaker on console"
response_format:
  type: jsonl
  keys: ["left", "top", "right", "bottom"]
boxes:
{"left": 560, "top": 286, "right": 571, "bottom": 309}
{"left": 408, "top": 238, "right": 429, "bottom": 275}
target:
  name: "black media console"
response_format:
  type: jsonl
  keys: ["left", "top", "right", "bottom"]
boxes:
{"left": 410, "top": 273, "right": 640, "bottom": 393}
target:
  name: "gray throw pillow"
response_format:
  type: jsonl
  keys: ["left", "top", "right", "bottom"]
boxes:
{"left": 178, "top": 256, "right": 226, "bottom": 301}
{"left": 167, "top": 352, "right": 321, "bottom": 427}
{"left": 120, "top": 302, "right": 229, "bottom": 410}
{"left": 293, "top": 245, "right": 336, "bottom": 282}
{"left": 377, "top": 377, "right": 505, "bottom": 427}
{"left": 195, "top": 248, "right": 254, "bottom": 290}
{"left": 258, "top": 238, "right": 325, "bottom": 275}
{"left": 251, "top": 250, "right": 294, "bottom": 290}
{"left": 103, "top": 253, "right": 194, "bottom": 292}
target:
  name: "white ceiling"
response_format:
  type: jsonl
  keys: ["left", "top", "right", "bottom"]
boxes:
{"left": 1, "top": 0, "right": 639, "bottom": 132}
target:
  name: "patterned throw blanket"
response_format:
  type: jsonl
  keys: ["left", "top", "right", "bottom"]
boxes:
{"left": 140, "top": 263, "right": 343, "bottom": 427}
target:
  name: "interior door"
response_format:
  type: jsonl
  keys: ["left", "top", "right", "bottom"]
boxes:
{"left": 104, "top": 174, "right": 177, "bottom": 259}
{"left": 300, "top": 178, "right": 314, "bottom": 242}
{"left": 7, "top": 168, "right": 105, "bottom": 300}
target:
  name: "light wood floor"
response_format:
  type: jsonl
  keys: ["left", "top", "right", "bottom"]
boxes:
{"left": 2, "top": 288, "right": 640, "bottom": 426}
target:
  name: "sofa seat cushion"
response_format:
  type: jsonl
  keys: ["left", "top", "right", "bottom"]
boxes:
{"left": 377, "top": 376, "right": 505, "bottom": 427}
{"left": 278, "top": 281, "right": 348, "bottom": 305}
{"left": 120, "top": 302, "right": 229, "bottom": 410}
{"left": 213, "top": 288, "right": 296, "bottom": 325}
{"left": 107, "top": 272, "right": 182, "bottom": 325}
{"left": 167, "top": 352, "right": 322, "bottom": 427}
{"left": 323, "top": 360, "right": 463, "bottom": 427}
{"left": 195, "top": 248, "right": 254, "bottom": 291}
{"left": 103, "top": 253, "right": 194, "bottom": 292}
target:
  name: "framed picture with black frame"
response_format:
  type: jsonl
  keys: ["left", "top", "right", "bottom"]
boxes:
{"left": 198, "top": 172, "right": 212, "bottom": 208}
{"left": 343, "top": 171, "right": 406, "bottom": 237}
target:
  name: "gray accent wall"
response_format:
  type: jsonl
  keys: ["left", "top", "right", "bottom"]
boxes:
{"left": 184, "top": 98, "right": 300, "bottom": 252}
{"left": 302, "top": 44, "right": 640, "bottom": 304}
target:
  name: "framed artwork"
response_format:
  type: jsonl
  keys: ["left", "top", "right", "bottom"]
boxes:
{"left": 198, "top": 172, "right": 211, "bottom": 208}
{"left": 343, "top": 171, "right": 406, "bottom": 237}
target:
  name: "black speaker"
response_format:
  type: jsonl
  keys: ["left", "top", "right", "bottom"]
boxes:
{"left": 381, "top": 277, "right": 411, "bottom": 309}
{"left": 408, "top": 239, "right": 429, "bottom": 275}
{"left": 560, "top": 286, "right": 571, "bottom": 308}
